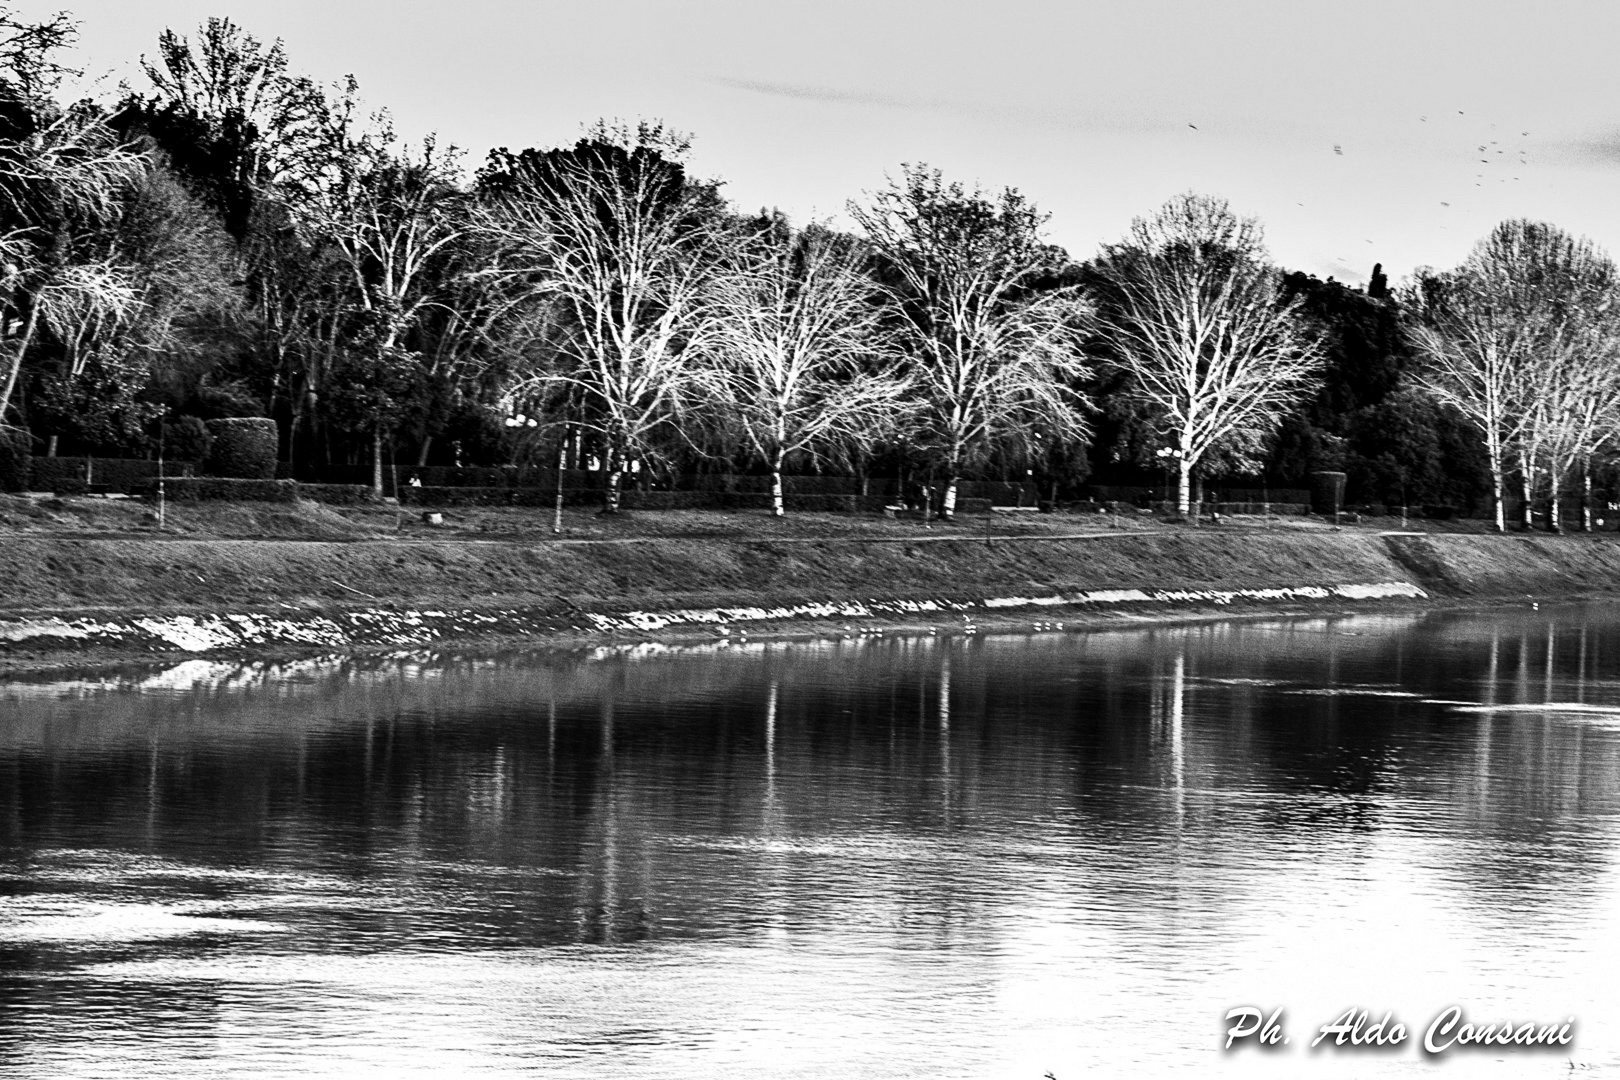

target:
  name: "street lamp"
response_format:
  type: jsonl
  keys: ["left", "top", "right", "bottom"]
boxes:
{"left": 1154, "top": 446, "right": 1181, "bottom": 514}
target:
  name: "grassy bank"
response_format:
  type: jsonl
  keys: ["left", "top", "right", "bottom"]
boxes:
{"left": 2, "top": 495, "right": 1617, "bottom": 672}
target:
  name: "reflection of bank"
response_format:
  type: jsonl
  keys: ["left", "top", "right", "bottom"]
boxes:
{"left": 939, "top": 654, "right": 953, "bottom": 826}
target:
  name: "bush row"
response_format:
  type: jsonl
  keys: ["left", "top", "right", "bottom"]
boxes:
{"left": 1090, "top": 484, "right": 1314, "bottom": 507}
{"left": 394, "top": 487, "right": 1005, "bottom": 514}
{"left": 621, "top": 491, "right": 866, "bottom": 512}
{"left": 397, "top": 487, "right": 881, "bottom": 513}
{"left": 131, "top": 478, "right": 375, "bottom": 503}
{"left": 29, "top": 456, "right": 162, "bottom": 491}
{"left": 399, "top": 486, "right": 589, "bottom": 507}
{"left": 0, "top": 429, "right": 30, "bottom": 491}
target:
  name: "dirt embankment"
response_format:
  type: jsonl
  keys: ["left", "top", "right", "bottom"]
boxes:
{"left": 2, "top": 497, "right": 1617, "bottom": 673}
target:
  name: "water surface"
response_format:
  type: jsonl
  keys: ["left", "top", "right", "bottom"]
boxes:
{"left": 4, "top": 607, "right": 1619, "bottom": 1077}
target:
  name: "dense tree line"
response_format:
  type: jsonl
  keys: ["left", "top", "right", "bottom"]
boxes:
{"left": 5, "top": 9, "right": 1620, "bottom": 527}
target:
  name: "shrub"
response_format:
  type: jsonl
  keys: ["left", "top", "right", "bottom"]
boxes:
{"left": 162, "top": 416, "right": 214, "bottom": 463}
{"left": 206, "top": 418, "right": 279, "bottom": 479}
{"left": 0, "top": 428, "right": 32, "bottom": 491}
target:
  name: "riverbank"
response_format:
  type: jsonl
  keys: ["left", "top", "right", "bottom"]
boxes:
{"left": 2, "top": 496, "right": 1616, "bottom": 675}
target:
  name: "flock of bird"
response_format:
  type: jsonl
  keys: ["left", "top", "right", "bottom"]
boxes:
{"left": 1184, "top": 109, "right": 1538, "bottom": 265}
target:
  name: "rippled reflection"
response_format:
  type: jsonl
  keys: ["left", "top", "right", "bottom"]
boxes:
{"left": 4, "top": 606, "right": 1620, "bottom": 1077}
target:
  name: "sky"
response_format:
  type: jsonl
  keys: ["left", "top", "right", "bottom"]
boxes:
{"left": 17, "top": 0, "right": 1620, "bottom": 287}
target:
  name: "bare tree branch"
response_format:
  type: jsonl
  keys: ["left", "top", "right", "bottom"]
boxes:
{"left": 478, "top": 124, "right": 721, "bottom": 511}
{"left": 689, "top": 223, "right": 912, "bottom": 514}
{"left": 850, "top": 165, "right": 1091, "bottom": 518}
{"left": 1093, "top": 193, "right": 1324, "bottom": 516}
{"left": 1408, "top": 220, "right": 1616, "bottom": 532}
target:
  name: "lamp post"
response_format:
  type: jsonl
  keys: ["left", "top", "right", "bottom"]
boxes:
{"left": 1154, "top": 446, "right": 1180, "bottom": 516}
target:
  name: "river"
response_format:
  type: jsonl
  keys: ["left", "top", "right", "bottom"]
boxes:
{"left": 3, "top": 606, "right": 1619, "bottom": 1077}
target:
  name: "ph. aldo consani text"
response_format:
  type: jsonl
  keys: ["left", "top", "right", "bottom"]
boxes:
{"left": 1223, "top": 1006, "right": 1576, "bottom": 1056}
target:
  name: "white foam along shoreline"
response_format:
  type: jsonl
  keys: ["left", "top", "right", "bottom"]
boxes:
{"left": 0, "top": 581, "right": 1427, "bottom": 654}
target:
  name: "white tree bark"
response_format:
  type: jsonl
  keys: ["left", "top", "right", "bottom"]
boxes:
{"left": 1411, "top": 220, "right": 1620, "bottom": 535}
{"left": 691, "top": 224, "right": 912, "bottom": 517}
{"left": 1093, "top": 194, "right": 1325, "bottom": 518}
{"left": 850, "top": 166, "right": 1091, "bottom": 521}
{"left": 479, "top": 126, "right": 716, "bottom": 513}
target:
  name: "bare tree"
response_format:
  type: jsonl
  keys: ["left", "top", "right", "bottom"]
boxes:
{"left": 850, "top": 165, "right": 1091, "bottom": 519}
{"left": 1, "top": 10, "right": 148, "bottom": 422}
{"left": 478, "top": 121, "right": 722, "bottom": 512}
{"left": 279, "top": 83, "right": 470, "bottom": 492}
{"left": 29, "top": 165, "right": 243, "bottom": 455}
{"left": 1, "top": 5, "right": 78, "bottom": 104}
{"left": 1532, "top": 336, "right": 1620, "bottom": 531}
{"left": 1091, "top": 193, "right": 1325, "bottom": 517}
{"left": 406, "top": 229, "right": 551, "bottom": 468}
{"left": 1409, "top": 221, "right": 1615, "bottom": 532}
{"left": 691, "top": 221, "right": 911, "bottom": 515}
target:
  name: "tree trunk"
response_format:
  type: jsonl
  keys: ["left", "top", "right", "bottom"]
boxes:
{"left": 1548, "top": 471, "right": 1562, "bottom": 533}
{"left": 416, "top": 435, "right": 433, "bottom": 468}
{"left": 46, "top": 435, "right": 57, "bottom": 458}
{"left": 603, "top": 445, "right": 623, "bottom": 513}
{"left": 372, "top": 426, "right": 384, "bottom": 497}
{"left": 1488, "top": 459, "right": 1505, "bottom": 533}
{"left": 939, "top": 476, "right": 959, "bottom": 520}
{"left": 1177, "top": 456, "right": 1193, "bottom": 517}
{"left": 0, "top": 305, "right": 42, "bottom": 422}
{"left": 553, "top": 429, "right": 567, "bottom": 534}
{"left": 1518, "top": 467, "right": 1533, "bottom": 532}
{"left": 1582, "top": 467, "right": 1593, "bottom": 533}
{"left": 770, "top": 452, "right": 786, "bottom": 517}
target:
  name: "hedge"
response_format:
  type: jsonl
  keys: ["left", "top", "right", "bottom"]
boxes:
{"left": 410, "top": 465, "right": 514, "bottom": 488}
{"left": 28, "top": 456, "right": 162, "bottom": 492}
{"left": 396, "top": 486, "right": 878, "bottom": 513}
{"left": 0, "top": 429, "right": 31, "bottom": 491}
{"left": 682, "top": 473, "right": 864, "bottom": 495}
{"left": 206, "top": 418, "right": 278, "bottom": 479}
{"left": 143, "top": 478, "right": 300, "bottom": 502}
{"left": 400, "top": 486, "right": 584, "bottom": 507}
{"left": 131, "top": 478, "right": 376, "bottom": 504}
{"left": 619, "top": 491, "right": 863, "bottom": 512}
{"left": 292, "top": 483, "right": 378, "bottom": 505}
{"left": 955, "top": 480, "right": 1032, "bottom": 504}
